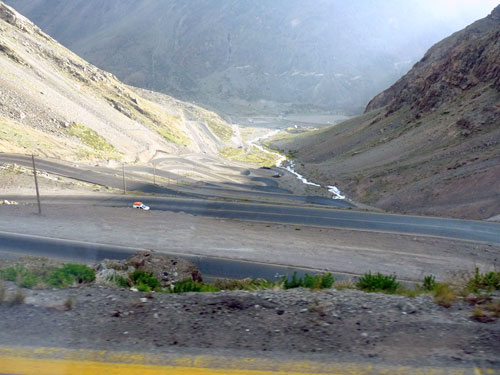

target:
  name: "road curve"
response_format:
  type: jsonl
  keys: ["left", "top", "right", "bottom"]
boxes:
{"left": 0, "top": 153, "right": 353, "bottom": 208}
{"left": 5, "top": 194, "right": 500, "bottom": 244}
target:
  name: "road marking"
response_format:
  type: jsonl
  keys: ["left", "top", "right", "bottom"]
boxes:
{"left": 0, "top": 347, "right": 496, "bottom": 375}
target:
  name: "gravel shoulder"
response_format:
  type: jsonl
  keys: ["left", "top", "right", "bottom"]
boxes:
{"left": 0, "top": 281, "right": 498, "bottom": 370}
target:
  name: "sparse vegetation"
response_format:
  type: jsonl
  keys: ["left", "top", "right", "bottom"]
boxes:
{"left": 205, "top": 118, "right": 234, "bottom": 142}
{"left": 66, "top": 123, "right": 118, "bottom": 158}
{"left": 130, "top": 270, "right": 160, "bottom": 292}
{"left": 220, "top": 146, "right": 280, "bottom": 166}
{"left": 422, "top": 275, "right": 437, "bottom": 291}
{"left": 169, "top": 278, "right": 220, "bottom": 293}
{"left": 432, "top": 283, "right": 457, "bottom": 308}
{"left": 466, "top": 268, "right": 500, "bottom": 293}
{"left": 0, "top": 282, "right": 5, "bottom": 302}
{"left": 215, "top": 278, "right": 280, "bottom": 291}
{"left": 282, "top": 272, "right": 334, "bottom": 290}
{"left": 356, "top": 272, "right": 399, "bottom": 293}
{"left": 0, "top": 263, "right": 95, "bottom": 289}
{"left": 9, "top": 290, "right": 25, "bottom": 305}
{"left": 64, "top": 297, "right": 74, "bottom": 311}
{"left": 45, "top": 264, "right": 95, "bottom": 288}
{"left": 109, "top": 274, "right": 131, "bottom": 288}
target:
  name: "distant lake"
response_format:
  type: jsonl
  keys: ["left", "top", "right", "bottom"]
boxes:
{"left": 234, "top": 113, "right": 351, "bottom": 129}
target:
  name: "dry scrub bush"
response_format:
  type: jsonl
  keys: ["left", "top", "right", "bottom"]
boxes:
{"left": 433, "top": 283, "right": 457, "bottom": 307}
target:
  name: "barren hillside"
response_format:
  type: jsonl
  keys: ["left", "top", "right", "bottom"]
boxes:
{"left": 5, "top": 0, "right": 483, "bottom": 115}
{"left": 0, "top": 2, "right": 234, "bottom": 164}
{"left": 270, "top": 6, "right": 500, "bottom": 219}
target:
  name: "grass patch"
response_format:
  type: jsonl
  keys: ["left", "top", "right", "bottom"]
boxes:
{"left": 1, "top": 263, "right": 95, "bottom": 289}
{"left": 169, "top": 278, "right": 220, "bottom": 293}
{"left": 45, "top": 264, "right": 96, "bottom": 288}
{"left": 67, "top": 123, "right": 115, "bottom": 153}
{"left": 205, "top": 118, "right": 234, "bottom": 142}
{"left": 130, "top": 270, "right": 160, "bottom": 292}
{"left": 466, "top": 268, "right": 500, "bottom": 293}
{"left": 282, "top": 272, "right": 334, "bottom": 290}
{"left": 432, "top": 283, "right": 457, "bottom": 308}
{"left": 155, "top": 123, "right": 190, "bottom": 146}
{"left": 220, "top": 146, "right": 280, "bottom": 166}
{"left": 109, "top": 274, "right": 131, "bottom": 288}
{"left": 356, "top": 272, "right": 399, "bottom": 293}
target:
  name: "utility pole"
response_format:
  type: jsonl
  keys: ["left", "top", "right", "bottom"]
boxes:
{"left": 153, "top": 163, "right": 156, "bottom": 185}
{"left": 31, "top": 154, "right": 41, "bottom": 215}
{"left": 122, "top": 164, "right": 127, "bottom": 194}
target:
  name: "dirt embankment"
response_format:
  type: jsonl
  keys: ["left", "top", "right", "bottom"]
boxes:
{"left": 0, "top": 280, "right": 499, "bottom": 369}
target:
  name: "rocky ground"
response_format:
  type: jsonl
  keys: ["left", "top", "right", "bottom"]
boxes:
{"left": 0, "top": 279, "right": 499, "bottom": 369}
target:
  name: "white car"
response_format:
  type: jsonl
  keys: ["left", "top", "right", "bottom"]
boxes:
{"left": 133, "top": 202, "right": 150, "bottom": 210}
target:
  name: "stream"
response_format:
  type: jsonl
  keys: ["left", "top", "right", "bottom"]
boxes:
{"left": 248, "top": 130, "right": 346, "bottom": 200}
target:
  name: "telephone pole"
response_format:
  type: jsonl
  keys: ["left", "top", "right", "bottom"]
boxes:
{"left": 31, "top": 154, "right": 41, "bottom": 215}
{"left": 122, "top": 164, "right": 127, "bottom": 194}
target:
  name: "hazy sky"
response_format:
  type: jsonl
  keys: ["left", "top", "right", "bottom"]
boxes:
{"left": 421, "top": 0, "right": 499, "bottom": 25}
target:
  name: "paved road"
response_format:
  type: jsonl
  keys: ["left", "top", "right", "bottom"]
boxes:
{"left": 2, "top": 153, "right": 499, "bottom": 244}
{"left": 0, "top": 231, "right": 340, "bottom": 282}
{"left": 5, "top": 194, "right": 500, "bottom": 244}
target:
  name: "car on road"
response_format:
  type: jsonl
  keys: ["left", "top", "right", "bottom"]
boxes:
{"left": 133, "top": 202, "right": 150, "bottom": 210}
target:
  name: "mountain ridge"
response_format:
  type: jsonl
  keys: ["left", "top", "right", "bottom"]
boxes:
{"left": 269, "top": 7, "right": 500, "bottom": 219}
{"left": 0, "top": 1, "right": 235, "bottom": 164}
{"left": 5, "top": 0, "right": 481, "bottom": 115}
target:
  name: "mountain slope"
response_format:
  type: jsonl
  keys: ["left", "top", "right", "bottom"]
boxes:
{"left": 270, "top": 6, "right": 500, "bottom": 219}
{"left": 4, "top": 0, "right": 483, "bottom": 115}
{"left": 0, "top": 2, "right": 234, "bottom": 164}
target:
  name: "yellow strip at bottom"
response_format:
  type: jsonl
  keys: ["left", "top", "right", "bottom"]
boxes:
{"left": 0, "top": 346, "right": 497, "bottom": 375}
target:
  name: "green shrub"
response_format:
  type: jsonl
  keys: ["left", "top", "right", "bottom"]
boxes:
{"left": 1, "top": 266, "right": 19, "bottom": 282}
{"left": 422, "top": 275, "right": 436, "bottom": 291}
{"left": 130, "top": 270, "right": 160, "bottom": 291}
{"left": 170, "top": 278, "right": 219, "bottom": 293}
{"left": 282, "top": 272, "right": 334, "bottom": 290}
{"left": 109, "top": 274, "right": 130, "bottom": 288}
{"left": 467, "top": 268, "right": 500, "bottom": 293}
{"left": 0, "top": 265, "right": 39, "bottom": 288}
{"left": 356, "top": 272, "right": 399, "bottom": 293}
{"left": 19, "top": 273, "right": 39, "bottom": 289}
{"left": 46, "top": 264, "right": 95, "bottom": 288}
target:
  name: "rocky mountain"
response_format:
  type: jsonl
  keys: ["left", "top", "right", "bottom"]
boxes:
{"left": 0, "top": 2, "right": 234, "bottom": 163}
{"left": 270, "top": 6, "right": 500, "bottom": 219}
{"left": 4, "top": 0, "right": 485, "bottom": 116}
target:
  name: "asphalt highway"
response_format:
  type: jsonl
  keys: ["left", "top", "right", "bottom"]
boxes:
{"left": 0, "top": 231, "right": 338, "bottom": 282}
{"left": 2, "top": 153, "right": 499, "bottom": 244}
{"left": 5, "top": 194, "right": 500, "bottom": 244}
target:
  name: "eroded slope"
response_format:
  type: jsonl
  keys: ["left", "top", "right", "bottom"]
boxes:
{"left": 270, "top": 6, "right": 500, "bottom": 219}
